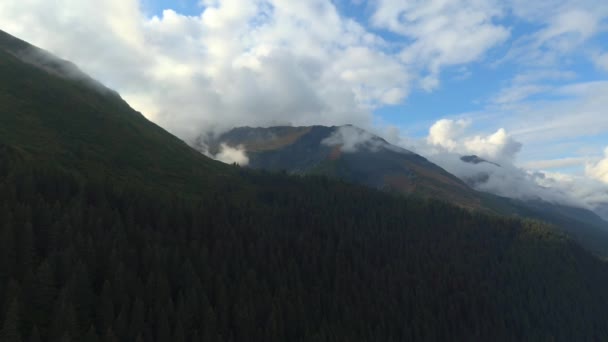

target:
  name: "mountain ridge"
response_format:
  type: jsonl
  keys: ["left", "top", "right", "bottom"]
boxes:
{"left": 211, "top": 124, "right": 608, "bottom": 255}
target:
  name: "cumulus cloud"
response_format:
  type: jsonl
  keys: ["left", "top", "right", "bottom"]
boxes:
{"left": 427, "top": 119, "right": 470, "bottom": 150}
{"left": 0, "top": 0, "right": 412, "bottom": 143}
{"left": 426, "top": 119, "right": 521, "bottom": 162}
{"left": 586, "top": 147, "right": 608, "bottom": 184}
{"left": 464, "top": 129, "right": 522, "bottom": 161}
{"left": 213, "top": 143, "right": 249, "bottom": 166}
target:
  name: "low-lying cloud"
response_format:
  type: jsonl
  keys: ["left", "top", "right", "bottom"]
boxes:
{"left": 586, "top": 147, "right": 608, "bottom": 184}
{"left": 211, "top": 143, "right": 249, "bottom": 166}
{"left": 411, "top": 119, "right": 608, "bottom": 215}
{"left": 322, "top": 125, "right": 386, "bottom": 153}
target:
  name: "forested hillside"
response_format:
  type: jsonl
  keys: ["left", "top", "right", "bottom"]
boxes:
{"left": 2, "top": 30, "right": 608, "bottom": 342}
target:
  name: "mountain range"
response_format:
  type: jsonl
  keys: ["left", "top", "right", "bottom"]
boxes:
{"left": 3, "top": 29, "right": 608, "bottom": 341}
{"left": 208, "top": 125, "right": 608, "bottom": 255}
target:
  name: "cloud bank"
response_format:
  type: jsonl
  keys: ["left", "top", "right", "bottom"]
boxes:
{"left": 214, "top": 144, "right": 249, "bottom": 166}
{"left": 405, "top": 119, "right": 608, "bottom": 214}
{"left": 427, "top": 119, "right": 522, "bottom": 163}
{"left": 0, "top": 0, "right": 532, "bottom": 144}
{"left": 586, "top": 147, "right": 608, "bottom": 184}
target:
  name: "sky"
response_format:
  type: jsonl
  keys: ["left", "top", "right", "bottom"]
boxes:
{"left": 1, "top": 0, "right": 608, "bottom": 210}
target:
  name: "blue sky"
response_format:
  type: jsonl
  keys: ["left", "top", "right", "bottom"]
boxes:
{"left": 1, "top": 0, "right": 608, "bottom": 207}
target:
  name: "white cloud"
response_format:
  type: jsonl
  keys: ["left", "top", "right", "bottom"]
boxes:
{"left": 322, "top": 125, "right": 386, "bottom": 152}
{"left": 492, "top": 84, "right": 548, "bottom": 104}
{"left": 505, "top": 81, "right": 608, "bottom": 143}
{"left": 402, "top": 118, "right": 607, "bottom": 210}
{"left": 464, "top": 128, "right": 522, "bottom": 161}
{"left": 522, "top": 157, "right": 587, "bottom": 170}
{"left": 586, "top": 147, "right": 608, "bottom": 184}
{"left": 371, "top": 0, "right": 510, "bottom": 90}
{"left": 214, "top": 143, "right": 249, "bottom": 165}
{"left": 427, "top": 119, "right": 470, "bottom": 150}
{"left": 0, "top": 0, "right": 410, "bottom": 143}
{"left": 426, "top": 119, "right": 521, "bottom": 162}
{"left": 503, "top": 1, "right": 608, "bottom": 66}
{"left": 594, "top": 52, "right": 608, "bottom": 72}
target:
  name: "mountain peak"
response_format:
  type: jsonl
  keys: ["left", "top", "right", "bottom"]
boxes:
{"left": 209, "top": 125, "right": 482, "bottom": 208}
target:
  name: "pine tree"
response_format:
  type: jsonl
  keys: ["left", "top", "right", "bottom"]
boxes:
{"left": 128, "top": 297, "right": 145, "bottom": 340}
{"left": 27, "top": 326, "right": 40, "bottom": 342}
{"left": 83, "top": 326, "right": 99, "bottom": 342}
{"left": 156, "top": 309, "right": 170, "bottom": 342}
{"left": 103, "top": 328, "right": 117, "bottom": 342}
{"left": 173, "top": 320, "right": 185, "bottom": 342}
{"left": 1, "top": 298, "right": 22, "bottom": 342}
{"left": 97, "top": 281, "right": 114, "bottom": 334}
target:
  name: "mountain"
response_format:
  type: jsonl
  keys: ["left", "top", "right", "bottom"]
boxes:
{"left": 208, "top": 125, "right": 484, "bottom": 209}
{"left": 211, "top": 125, "right": 608, "bottom": 255}
{"left": 0, "top": 30, "right": 239, "bottom": 196}
{"left": 4, "top": 29, "right": 608, "bottom": 341}
{"left": 459, "top": 154, "right": 608, "bottom": 254}
{"left": 594, "top": 202, "right": 608, "bottom": 222}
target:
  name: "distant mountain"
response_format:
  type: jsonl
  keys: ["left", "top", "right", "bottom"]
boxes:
{"left": 211, "top": 125, "right": 608, "bottom": 255}
{"left": 209, "top": 125, "right": 484, "bottom": 209}
{"left": 458, "top": 153, "right": 608, "bottom": 253}
{"left": 594, "top": 202, "right": 608, "bottom": 222}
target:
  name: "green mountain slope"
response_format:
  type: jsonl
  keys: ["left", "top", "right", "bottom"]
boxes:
{"left": 0, "top": 30, "right": 238, "bottom": 196}
{"left": 3, "top": 30, "right": 608, "bottom": 341}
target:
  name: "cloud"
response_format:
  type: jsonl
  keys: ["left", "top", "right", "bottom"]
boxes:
{"left": 586, "top": 147, "right": 608, "bottom": 184}
{"left": 492, "top": 84, "right": 548, "bottom": 104}
{"left": 0, "top": 0, "right": 409, "bottom": 143}
{"left": 401, "top": 118, "right": 608, "bottom": 211}
{"left": 522, "top": 157, "right": 587, "bottom": 170}
{"left": 594, "top": 52, "right": 608, "bottom": 72}
{"left": 464, "top": 129, "right": 523, "bottom": 161}
{"left": 371, "top": 0, "right": 510, "bottom": 90}
{"left": 214, "top": 143, "right": 249, "bottom": 165}
{"left": 427, "top": 119, "right": 470, "bottom": 150}
{"left": 322, "top": 125, "right": 386, "bottom": 153}
{"left": 425, "top": 151, "right": 581, "bottom": 206}
{"left": 426, "top": 119, "right": 521, "bottom": 162}
{"left": 502, "top": 1, "right": 608, "bottom": 67}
